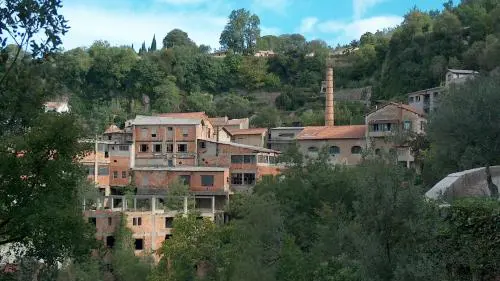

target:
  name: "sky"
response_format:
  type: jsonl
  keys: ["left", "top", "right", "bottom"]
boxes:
{"left": 60, "top": 0, "right": 446, "bottom": 51}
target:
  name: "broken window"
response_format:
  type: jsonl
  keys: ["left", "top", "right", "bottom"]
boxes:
{"left": 166, "top": 144, "right": 173, "bottom": 152}
{"left": 154, "top": 144, "right": 162, "bottom": 153}
{"left": 88, "top": 217, "right": 96, "bottom": 226}
{"left": 140, "top": 144, "right": 149, "bottom": 152}
{"left": 113, "top": 171, "right": 118, "bottom": 179}
{"left": 231, "top": 155, "right": 243, "bottom": 163}
{"left": 351, "top": 146, "right": 362, "bottom": 154}
{"left": 165, "top": 217, "right": 174, "bottom": 228}
{"left": 108, "top": 217, "right": 112, "bottom": 226}
{"left": 106, "top": 236, "right": 115, "bottom": 248}
{"left": 329, "top": 146, "right": 340, "bottom": 155}
{"left": 165, "top": 234, "right": 172, "bottom": 240}
{"left": 179, "top": 175, "right": 191, "bottom": 185}
{"left": 231, "top": 173, "right": 242, "bottom": 185}
{"left": 200, "top": 141, "right": 206, "bottom": 149}
{"left": 134, "top": 239, "right": 144, "bottom": 250}
{"left": 119, "top": 145, "right": 129, "bottom": 151}
{"left": 151, "top": 128, "right": 157, "bottom": 138}
{"left": 98, "top": 166, "right": 109, "bottom": 176}
{"left": 133, "top": 217, "right": 142, "bottom": 226}
{"left": 182, "top": 128, "right": 188, "bottom": 137}
{"left": 121, "top": 171, "right": 127, "bottom": 178}
{"left": 201, "top": 175, "right": 214, "bottom": 186}
{"left": 168, "top": 127, "right": 173, "bottom": 131}
{"left": 243, "top": 173, "right": 255, "bottom": 185}
{"left": 178, "top": 144, "right": 187, "bottom": 152}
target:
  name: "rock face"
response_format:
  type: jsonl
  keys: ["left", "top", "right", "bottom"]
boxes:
{"left": 425, "top": 165, "right": 500, "bottom": 202}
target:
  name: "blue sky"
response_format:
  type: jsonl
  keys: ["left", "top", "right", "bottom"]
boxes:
{"left": 60, "top": 0, "right": 446, "bottom": 51}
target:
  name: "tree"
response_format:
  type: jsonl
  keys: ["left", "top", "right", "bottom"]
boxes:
{"left": 250, "top": 107, "right": 282, "bottom": 128}
{"left": 150, "top": 34, "right": 157, "bottom": 52}
{"left": 219, "top": 9, "right": 261, "bottom": 54}
{"left": 162, "top": 29, "right": 196, "bottom": 49}
{"left": 139, "top": 41, "right": 147, "bottom": 55}
{"left": 425, "top": 75, "right": 500, "bottom": 186}
{"left": 151, "top": 76, "right": 182, "bottom": 114}
{"left": 214, "top": 93, "right": 252, "bottom": 119}
{"left": 184, "top": 91, "right": 216, "bottom": 116}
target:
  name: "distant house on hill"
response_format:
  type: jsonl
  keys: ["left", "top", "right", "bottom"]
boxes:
{"left": 44, "top": 97, "right": 70, "bottom": 113}
{"left": 254, "top": 50, "right": 276, "bottom": 57}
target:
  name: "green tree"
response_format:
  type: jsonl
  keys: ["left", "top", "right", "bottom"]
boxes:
{"left": 424, "top": 75, "right": 500, "bottom": 185}
{"left": 215, "top": 93, "right": 252, "bottom": 118}
{"left": 250, "top": 106, "right": 282, "bottom": 128}
{"left": 184, "top": 91, "right": 216, "bottom": 116}
{"left": 150, "top": 34, "right": 157, "bottom": 52}
{"left": 151, "top": 76, "right": 182, "bottom": 114}
{"left": 219, "top": 9, "right": 261, "bottom": 54}
{"left": 163, "top": 29, "right": 196, "bottom": 49}
{"left": 139, "top": 41, "right": 147, "bottom": 55}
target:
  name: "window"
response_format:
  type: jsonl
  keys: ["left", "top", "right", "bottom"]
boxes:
{"left": 165, "top": 234, "right": 172, "bottom": 240}
{"left": 231, "top": 173, "right": 242, "bottom": 185}
{"left": 201, "top": 175, "right": 214, "bottom": 186}
{"left": 119, "top": 145, "right": 129, "bottom": 151}
{"left": 178, "top": 144, "right": 187, "bottom": 152}
{"left": 133, "top": 217, "right": 142, "bottom": 226}
{"left": 165, "top": 217, "right": 174, "bottom": 228}
{"left": 257, "top": 155, "right": 269, "bottom": 163}
{"left": 231, "top": 155, "right": 243, "bottom": 164}
{"left": 409, "top": 97, "right": 414, "bottom": 103}
{"left": 375, "top": 148, "right": 381, "bottom": 156}
{"left": 351, "top": 146, "right": 362, "bottom": 154}
{"left": 182, "top": 128, "right": 188, "bottom": 137}
{"left": 141, "top": 128, "right": 148, "bottom": 138}
{"left": 372, "top": 123, "right": 380, "bottom": 132}
{"left": 166, "top": 144, "right": 173, "bottom": 152}
{"left": 154, "top": 144, "right": 162, "bottom": 153}
{"left": 140, "top": 144, "right": 149, "bottom": 152}
{"left": 122, "top": 171, "right": 127, "bottom": 178}
{"left": 244, "top": 173, "right": 255, "bottom": 185}
{"left": 108, "top": 135, "right": 112, "bottom": 141}
{"left": 308, "top": 146, "right": 319, "bottom": 152}
{"left": 403, "top": 120, "right": 411, "bottom": 130}
{"left": 87, "top": 166, "right": 95, "bottom": 176}
{"left": 433, "top": 92, "right": 439, "bottom": 98}
{"left": 88, "top": 217, "right": 96, "bottom": 226}
{"left": 243, "top": 155, "right": 256, "bottom": 164}
{"left": 420, "top": 121, "right": 425, "bottom": 131}
{"left": 179, "top": 175, "right": 191, "bottom": 185}
{"left": 151, "top": 128, "right": 157, "bottom": 138}
{"left": 142, "top": 175, "right": 149, "bottom": 186}
{"left": 113, "top": 171, "right": 118, "bottom": 179}
{"left": 329, "top": 146, "right": 340, "bottom": 155}
{"left": 168, "top": 127, "right": 173, "bottom": 131}
{"left": 200, "top": 141, "right": 206, "bottom": 149}
{"left": 134, "top": 239, "right": 144, "bottom": 250}
{"left": 385, "top": 123, "right": 392, "bottom": 132}
{"left": 415, "top": 96, "right": 421, "bottom": 102}
{"left": 108, "top": 217, "right": 112, "bottom": 226}
{"left": 167, "top": 160, "right": 173, "bottom": 167}
{"left": 278, "top": 133, "right": 294, "bottom": 138}
{"left": 106, "top": 236, "right": 115, "bottom": 248}
{"left": 98, "top": 166, "right": 109, "bottom": 176}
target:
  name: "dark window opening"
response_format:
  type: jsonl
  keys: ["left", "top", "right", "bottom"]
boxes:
{"left": 108, "top": 135, "right": 112, "bottom": 140}
{"left": 140, "top": 144, "right": 149, "bottom": 152}
{"left": 154, "top": 144, "right": 162, "bottom": 153}
{"left": 179, "top": 175, "right": 191, "bottom": 185}
{"left": 122, "top": 171, "right": 127, "bottom": 178}
{"left": 113, "top": 171, "right": 118, "bottom": 179}
{"left": 244, "top": 173, "right": 256, "bottom": 185}
{"left": 133, "top": 217, "right": 142, "bottom": 226}
{"left": 196, "top": 217, "right": 203, "bottom": 220}
{"left": 200, "top": 141, "right": 206, "bottom": 148}
{"left": 152, "top": 133, "right": 157, "bottom": 138}
{"left": 231, "top": 173, "right": 242, "bottom": 185}
{"left": 178, "top": 144, "right": 187, "bottom": 152}
{"left": 108, "top": 217, "right": 112, "bottom": 226}
{"left": 168, "top": 127, "right": 173, "bottom": 131}
{"left": 231, "top": 155, "right": 243, "bottom": 163}
{"left": 166, "top": 144, "right": 173, "bottom": 152}
{"left": 106, "top": 236, "right": 115, "bottom": 248}
{"left": 201, "top": 175, "right": 214, "bottom": 186}
{"left": 134, "top": 239, "right": 144, "bottom": 250}
{"left": 98, "top": 166, "right": 109, "bottom": 176}
{"left": 104, "top": 151, "right": 109, "bottom": 158}
{"left": 165, "top": 234, "right": 172, "bottom": 240}
{"left": 308, "top": 146, "right": 318, "bottom": 152}
{"left": 243, "top": 155, "right": 256, "bottom": 164}
{"left": 88, "top": 217, "right": 96, "bottom": 226}
{"left": 165, "top": 217, "right": 174, "bottom": 228}
{"left": 329, "top": 146, "right": 340, "bottom": 155}
{"left": 351, "top": 146, "right": 362, "bottom": 154}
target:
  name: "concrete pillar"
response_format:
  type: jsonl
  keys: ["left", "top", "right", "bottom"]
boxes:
{"left": 134, "top": 198, "right": 137, "bottom": 211}
{"left": 122, "top": 196, "right": 126, "bottom": 211}
{"left": 211, "top": 196, "right": 215, "bottom": 217}
{"left": 183, "top": 196, "right": 188, "bottom": 216}
{"left": 151, "top": 196, "right": 156, "bottom": 213}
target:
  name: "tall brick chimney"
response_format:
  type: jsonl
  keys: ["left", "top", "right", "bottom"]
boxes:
{"left": 325, "top": 66, "right": 334, "bottom": 126}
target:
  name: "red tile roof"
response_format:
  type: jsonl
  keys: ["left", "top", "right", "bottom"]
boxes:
{"left": 296, "top": 125, "right": 367, "bottom": 140}
{"left": 367, "top": 102, "right": 425, "bottom": 117}
{"left": 227, "top": 128, "right": 267, "bottom": 135}
{"left": 157, "top": 112, "right": 208, "bottom": 120}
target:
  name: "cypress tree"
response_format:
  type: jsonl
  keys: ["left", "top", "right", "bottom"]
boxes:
{"left": 139, "top": 41, "right": 147, "bottom": 55}
{"left": 150, "top": 34, "right": 157, "bottom": 52}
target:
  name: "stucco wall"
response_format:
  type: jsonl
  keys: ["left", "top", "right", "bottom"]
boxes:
{"left": 298, "top": 139, "right": 365, "bottom": 165}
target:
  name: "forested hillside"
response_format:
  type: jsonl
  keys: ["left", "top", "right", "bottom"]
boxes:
{"left": 7, "top": 0, "right": 497, "bottom": 135}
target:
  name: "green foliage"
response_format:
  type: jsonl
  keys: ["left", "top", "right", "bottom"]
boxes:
{"left": 113, "top": 215, "right": 153, "bottom": 281}
{"left": 150, "top": 34, "right": 157, "bottom": 52}
{"left": 250, "top": 106, "right": 282, "bottom": 128}
{"left": 214, "top": 93, "right": 252, "bottom": 119}
{"left": 220, "top": 9, "right": 260, "bottom": 54}
{"left": 163, "top": 29, "right": 196, "bottom": 49}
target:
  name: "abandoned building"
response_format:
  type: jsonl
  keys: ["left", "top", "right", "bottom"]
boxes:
{"left": 408, "top": 69, "right": 478, "bottom": 114}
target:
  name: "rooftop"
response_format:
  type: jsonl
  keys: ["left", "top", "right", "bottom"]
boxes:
{"left": 133, "top": 166, "right": 228, "bottom": 172}
{"left": 448, "top": 69, "right": 479, "bottom": 75}
{"left": 271, "top": 127, "right": 305, "bottom": 130}
{"left": 367, "top": 102, "right": 426, "bottom": 117}
{"left": 296, "top": 125, "right": 367, "bottom": 140}
{"left": 104, "top": 124, "right": 123, "bottom": 134}
{"left": 156, "top": 112, "right": 208, "bottom": 120}
{"left": 132, "top": 115, "right": 201, "bottom": 126}
{"left": 204, "top": 139, "right": 279, "bottom": 153}
{"left": 228, "top": 128, "right": 267, "bottom": 135}
{"left": 407, "top": 86, "right": 443, "bottom": 96}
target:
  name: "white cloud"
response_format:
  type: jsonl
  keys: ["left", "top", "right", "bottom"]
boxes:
{"left": 60, "top": 4, "right": 227, "bottom": 50}
{"left": 318, "top": 15, "right": 402, "bottom": 44}
{"left": 252, "top": 0, "right": 291, "bottom": 13}
{"left": 352, "top": 0, "right": 386, "bottom": 19}
{"left": 298, "top": 17, "right": 318, "bottom": 34}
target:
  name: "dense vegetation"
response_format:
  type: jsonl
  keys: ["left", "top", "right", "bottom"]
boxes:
{"left": 2, "top": 0, "right": 500, "bottom": 281}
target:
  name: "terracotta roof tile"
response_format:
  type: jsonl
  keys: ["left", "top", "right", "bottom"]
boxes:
{"left": 296, "top": 125, "right": 367, "bottom": 140}
{"left": 227, "top": 128, "right": 267, "bottom": 135}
